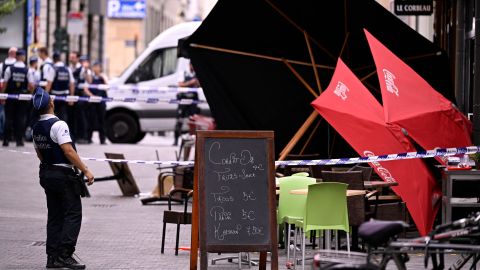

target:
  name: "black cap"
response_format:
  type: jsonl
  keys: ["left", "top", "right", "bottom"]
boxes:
{"left": 16, "top": 49, "right": 26, "bottom": 56}
{"left": 79, "top": 55, "right": 89, "bottom": 62}
{"left": 29, "top": 56, "right": 38, "bottom": 63}
{"left": 52, "top": 51, "right": 61, "bottom": 58}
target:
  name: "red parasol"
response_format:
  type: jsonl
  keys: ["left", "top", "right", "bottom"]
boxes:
{"left": 311, "top": 59, "right": 441, "bottom": 235}
{"left": 364, "top": 30, "right": 472, "bottom": 165}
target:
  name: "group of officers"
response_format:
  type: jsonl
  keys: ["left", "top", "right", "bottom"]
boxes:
{"left": 0, "top": 46, "right": 108, "bottom": 147}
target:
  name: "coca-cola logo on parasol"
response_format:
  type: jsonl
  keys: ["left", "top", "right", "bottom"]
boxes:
{"left": 383, "top": 69, "right": 399, "bottom": 97}
{"left": 363, "top": 150, "right": 396, "bottom": 183}
{"left": 334, "top": 81, "right": 349, "bottom": 101}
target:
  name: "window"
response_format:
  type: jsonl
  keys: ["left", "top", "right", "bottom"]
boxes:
{"left": 126, "top": 47, "right": 178, "bottom": 83}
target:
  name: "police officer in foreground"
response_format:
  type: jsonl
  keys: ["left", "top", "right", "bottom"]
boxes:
{"left": 32, "top": 87, "right": 94, "bottom": 269}
{"left": 1, "top": 49, "right": 35, "bottom": 147}
{"left": 44, "top": 51, "right": 75, "bottom": 122}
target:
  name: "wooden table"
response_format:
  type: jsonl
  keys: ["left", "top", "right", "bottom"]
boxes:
{"left": 289, "top": 189, "right": 366, "bottom": 196}
{"left": 364, "top": 181, "right": 398, "bottom": 189}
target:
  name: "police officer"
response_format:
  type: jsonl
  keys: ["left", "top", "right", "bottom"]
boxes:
{"left": 87, "top": 61, "right": 108, "bottom": 144}
{"left": 0, "top": 47, "right": 17, "bottom": 86}
{"left": 174, "top": 63, "right": 200, "bottom": 146}
{"left": 44, "top": 51, "right": 75, "bottom": 122}
{"left": 0, "top": 47, "right": 17, "bottom": 140}
{"left": 25, "top": 56, "right": 41, "bottom": 140}
{"left": 1, "top": 49, "right": 35, "bottom": 147}
{"left": 69, "top": 53, "right": 92, "bottom": 143}
{"left": 28, "top": 56, "right": 41, "bottom": 86}
{"left": 32, "top": 87, "right": 94, "bottom": 269}
{"left": 38, "top": 47, "right": 53, "bottom": 83}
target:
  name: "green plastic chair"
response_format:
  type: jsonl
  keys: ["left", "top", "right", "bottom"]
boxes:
{"left": 293, "top": 182, "right": 350, "bottom": 270}
{"left": 277, "top": 172, "right": 316, "bottom": 264}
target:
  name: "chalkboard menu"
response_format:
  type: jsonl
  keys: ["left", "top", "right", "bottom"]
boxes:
{"left": 192, "top": 131, "right": 278, "bottom": 270}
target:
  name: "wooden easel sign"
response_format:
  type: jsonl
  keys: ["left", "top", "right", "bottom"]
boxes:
{"left": 190, "top": 131, "right": 278, "bottom": 270}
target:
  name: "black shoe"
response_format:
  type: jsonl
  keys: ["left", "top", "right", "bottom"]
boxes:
{"left": 16, "top": 141, "right": 24, "bottom": 147}
{"left": 2, "top": 141, "right": 8, "bottom": 147}
{"left": 46, "top": 255, "right": 62, "bottom": 268}
{"left": 57, "top": 255, "right": 86, "bottom": 269}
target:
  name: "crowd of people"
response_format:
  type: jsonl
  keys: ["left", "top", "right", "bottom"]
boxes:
{"left": 0, "top": 47, "right": 109, "bottom": 147}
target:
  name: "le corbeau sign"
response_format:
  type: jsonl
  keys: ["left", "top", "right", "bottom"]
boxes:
{"left": 394, "top": 0, "right": 433, "bottom": 16}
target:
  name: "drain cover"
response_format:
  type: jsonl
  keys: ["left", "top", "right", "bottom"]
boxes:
{"left": 30, "top": 241, "right": 46, "bottom": 246}
{"left": 89, "top": 204, "right": 116, "bottom": 208}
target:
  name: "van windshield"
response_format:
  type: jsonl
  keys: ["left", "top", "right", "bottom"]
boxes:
{"left": 125, "top": 47, "right": 178, "bottom": 84}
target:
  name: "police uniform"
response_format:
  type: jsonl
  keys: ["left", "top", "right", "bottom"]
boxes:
{"left": 0, "top": 57, "right": 16, "bottom": 139}
{"left": 44, "top": 62, "right": 74, "bottom": 122}
{"left": 33, "top": 113, "right": 83, "bottom": 260}
{"left": 31, "top": 87, "right": 89, "bottom": 269}
{"left": 88, "top": 73, "right": 107, "bottom": 144}
{"left": 2, "top": 60, "right": 35, "bottom": 146}
{"left": 25, "top": 57, "right": 41, "bottom": 138}
{"left": 40, "top": 57, "right": 53, "bottom": 82}
{"left": 28, "top": 57, "right": 41, "bottom": 85}
{"left": 70, "top": 63, "right": 91, "bottom": 142}
{"left": 0, "top": 57, "right": 16, "bottom": 83}
{"left": 174, "top": 71, "right": 200, "bottom": 145}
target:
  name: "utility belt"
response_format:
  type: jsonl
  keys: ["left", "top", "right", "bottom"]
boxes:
{"left": 40, "top": 163, "right": 75, "bottom": 174}
{"left": 51, "top": 89, "right": 69, "bottom": 95}
{"left": 40, "top": 163, "right": 88, "bottom": 197}
{"left": 6, "top": 89, "right": 29, "bottom": 95}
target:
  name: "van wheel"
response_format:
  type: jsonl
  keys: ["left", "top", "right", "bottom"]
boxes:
{"left": 106, "top": 112, "right": 139, "bottom": 143}
{"left": 134, "top": 132, "right": 146, "bottom": 143}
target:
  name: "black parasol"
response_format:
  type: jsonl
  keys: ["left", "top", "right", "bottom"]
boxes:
{"left": 186, "top": 0, "right": 453, "bottom": 159}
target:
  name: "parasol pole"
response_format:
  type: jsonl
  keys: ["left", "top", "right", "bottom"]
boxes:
{"left": 282, "top": 60, "right": 319, "bottom": 98}
{"left": 279, "top": 111, "right": 319, "bottom": 161}
{"left": 339, "top": 32, "right": 350, "bottom": 58}
{"left": 363, "top": 80, "right": 381, "bottom": 93}
{"left": 304, "top": 31, "right": 323, "bottom": 94}
{"left": 264, "top": 0, "right": 336, "bottom": 60}
{"left": 360, "top": 70, "right": 377, "bottom": 82}
{"left": 354, "top": 52, "right": 440, "bottom": 72}
{"left": 299, "top": 118, "right": 322, "bottom": 154}
{"left": 189, "top": 43, "right": 334, "bottom": 70}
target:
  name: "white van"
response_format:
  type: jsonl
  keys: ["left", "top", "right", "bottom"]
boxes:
{"left": 106, "top": 21, "right": 208, "bottom": 143}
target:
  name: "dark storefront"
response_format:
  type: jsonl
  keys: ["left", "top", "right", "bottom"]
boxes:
{"left": 434, "top": 0, "right": 480, "bottom": 143}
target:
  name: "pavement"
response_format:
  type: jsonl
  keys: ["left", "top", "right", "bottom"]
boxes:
{"left": 0, "top": 133, "right": 459, "bottom": 269}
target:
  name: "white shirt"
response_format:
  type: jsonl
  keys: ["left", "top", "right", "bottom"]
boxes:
{"left": 44, "top": 62, "right": 75, "bottom": 83}
{"left": 28, "top": 67, "right": 41, "bottom": 85}
{"left": 41, "top": 57, "right": 54, "bottom": 81}
{"left": 79, "top": 67, "right": 92, "bottom": 82}
{"left": 70, "top": 63, "right": 92, "bottom": 83}
{"left": 0, "top": 57, "right": 17, "bottom": 82}
{"left": 33, "top": 114, "right": 73, "bottom": 146}
{"left": 3, "top": 61, "right": 36, "bottom": 84}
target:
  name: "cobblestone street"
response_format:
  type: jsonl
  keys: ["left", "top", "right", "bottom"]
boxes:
{"left": 0, "top": 135, "right": 457, "bottom": 269}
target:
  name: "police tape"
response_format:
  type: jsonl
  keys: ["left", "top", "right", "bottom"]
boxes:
{"left": 37, "top": 81, "right": 201, "bottom": 93}
{"left": 2, "top": 146, "right": 479, "bottom": 167}
{"left": 0, "top": 93, "right": 205, "bottom": 105}
{"left": 77, "top": 84, "right": 201, "bottom": 93}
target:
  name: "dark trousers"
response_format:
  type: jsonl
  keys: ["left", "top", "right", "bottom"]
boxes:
{"left": 54, "top": 98, "right": 68, "bottom": 123}
{"left": 88, "top": 103, "right": 106, "bottom": 143}
{"left": 174, "top": 104, "right": 200, "bottom": 144}
{"left": 3, "top": 99, "right": 28, "bottom": 144}
{"left": 74, "top": 102, "right": 89, "bottom": 141}
{"left": 39, "top": 167, "right": 82, "bottom": 257}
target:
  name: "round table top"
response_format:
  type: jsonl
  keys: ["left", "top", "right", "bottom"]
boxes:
{"left": 363, "top": 181, "right": 398, "bottom": 189}
{"left": 288, "top": 189, "right": 366, "bottom": 196}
